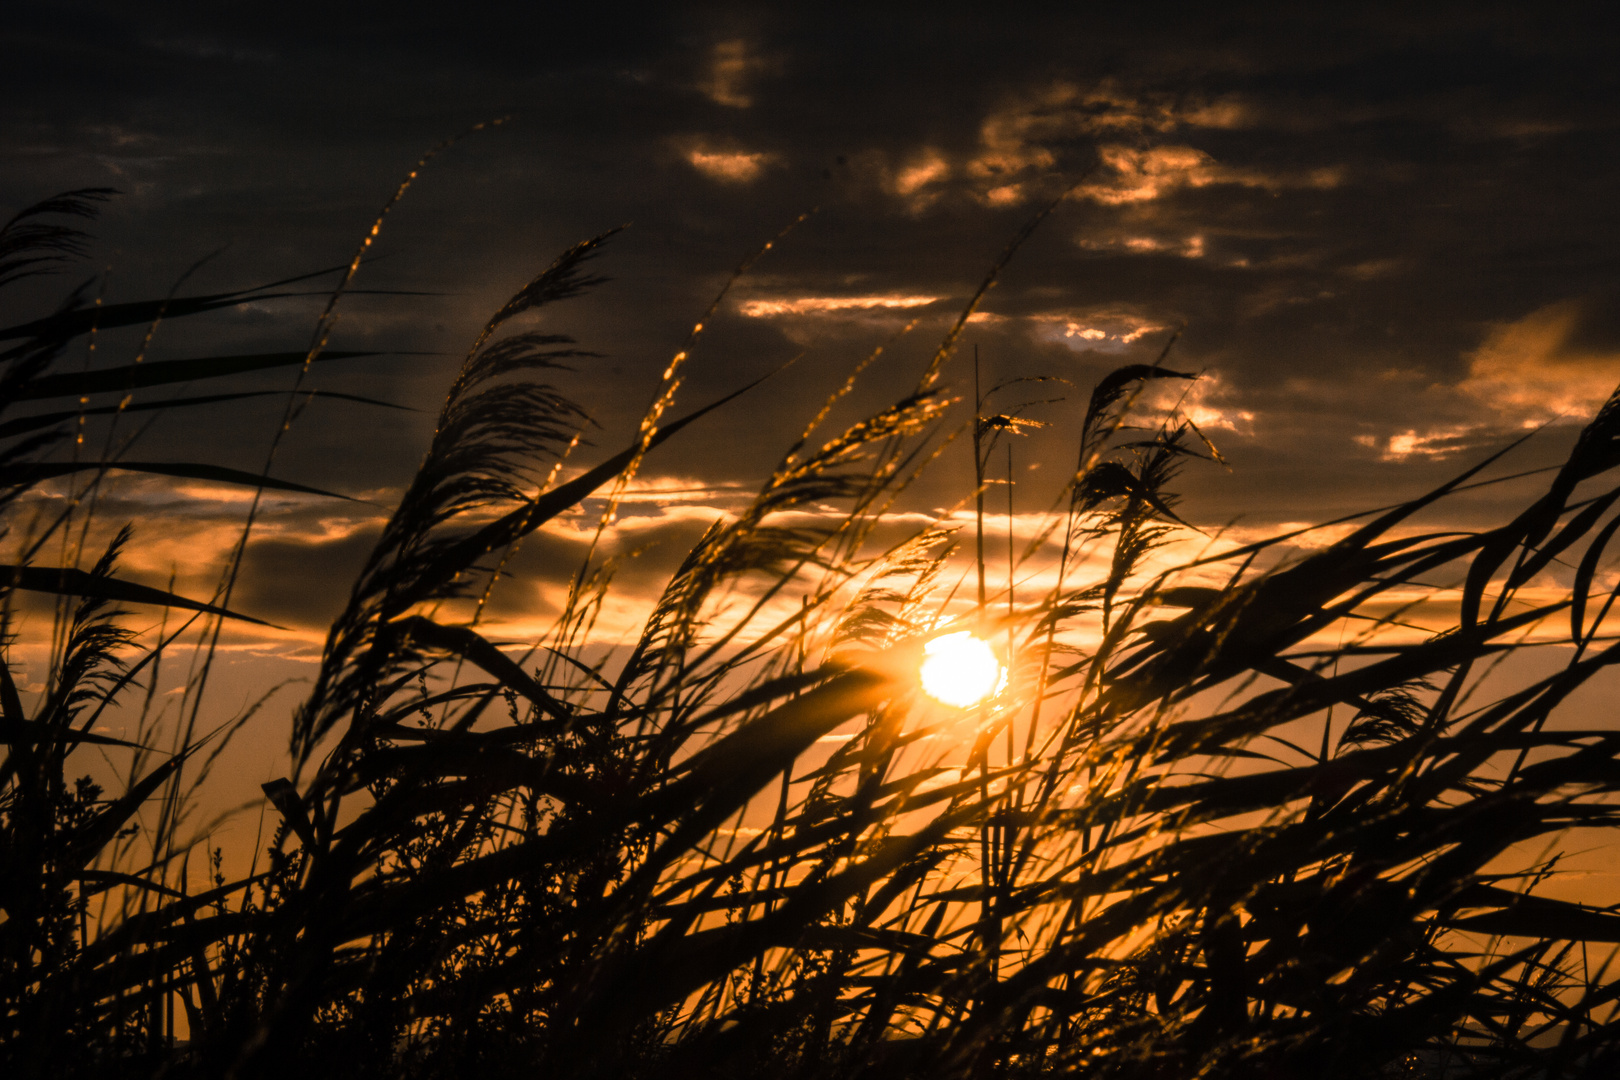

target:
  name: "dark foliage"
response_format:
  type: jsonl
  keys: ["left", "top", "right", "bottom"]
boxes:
{"left": 5, "top": 186, "right": 1620, "bottom": 1080}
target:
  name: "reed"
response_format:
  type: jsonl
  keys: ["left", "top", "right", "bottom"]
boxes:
{"left": 5, "top": 179, "right": 1620, "bottom": 1080}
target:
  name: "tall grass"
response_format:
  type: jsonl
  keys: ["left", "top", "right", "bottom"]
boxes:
{"left": 6, "top": 181, "right": 1620, "bottom": 1080}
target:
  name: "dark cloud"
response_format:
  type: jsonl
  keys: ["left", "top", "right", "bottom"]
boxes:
{"left": 232, "top": 525, "right": 382, "bottom": 631}
{"left": 6, "top": 0, "right": 1620, "bottom": 553}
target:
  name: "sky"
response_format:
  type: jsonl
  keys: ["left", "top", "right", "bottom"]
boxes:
{"left": 6, "top": 3, "right": 1620, "bottom": 821}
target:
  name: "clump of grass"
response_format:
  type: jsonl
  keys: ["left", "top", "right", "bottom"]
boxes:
{"left": 6, "top": 177, "right": 1620, "bottom": 1080}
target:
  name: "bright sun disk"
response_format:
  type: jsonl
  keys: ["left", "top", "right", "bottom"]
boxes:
{"left": 919, "top": 631, "right": 1001, "bottom": 708}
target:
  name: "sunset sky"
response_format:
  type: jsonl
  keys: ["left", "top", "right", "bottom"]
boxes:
{"left": 6, "top": 4, "right": 1620, "bottom": 794}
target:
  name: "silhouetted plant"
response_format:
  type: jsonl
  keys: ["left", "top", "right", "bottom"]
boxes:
{"left": 5, "top": 179, "right": 1620, "bottom": 1080}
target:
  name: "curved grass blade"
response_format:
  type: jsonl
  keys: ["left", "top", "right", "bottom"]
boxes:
{"left": 0, "top": 460, "right": 356, "bottom": 500}
{"left": 6, "top": 349, "right": 405, "bottom": 401}
{"left": 0, "top": 388, "right": 412, "bottom": 439}
{"left": 0, "top": 564, "right": 278, "bottom": 626}
{"left": 0, "top": 717, "right": 149, "bottom": 749}
{"left": 0, "top": 286, "right": 433, "bottom": 346}
{"left": 388, "top": 615, "right": 571, "bottom": 723}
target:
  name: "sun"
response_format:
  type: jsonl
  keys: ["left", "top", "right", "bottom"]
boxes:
{"left": 919, "top": 631, "right": 1002, "bottom": 708}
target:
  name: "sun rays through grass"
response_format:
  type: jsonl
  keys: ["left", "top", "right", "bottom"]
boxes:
{"left": 6, "top": 177, "right": 1620, "bottom": 1080}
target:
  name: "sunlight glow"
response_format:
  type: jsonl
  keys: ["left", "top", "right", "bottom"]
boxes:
{"left": 919, "top": 632, "right": 1001, "bottom": 708}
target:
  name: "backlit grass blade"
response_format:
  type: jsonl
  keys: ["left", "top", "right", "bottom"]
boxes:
{"left": 5, "top": 350, "right": 395, "bottom": 401}
{"left": 0, "top": 564, "right": 277, "bottom": 625}
{"left": 0, "top": 388, "right": 411, "bottom": 439}
{"left": 0, "top": 460, "right": 356, "bottom": 500}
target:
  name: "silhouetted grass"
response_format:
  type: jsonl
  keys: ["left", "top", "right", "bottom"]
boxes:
{"left": 6, "top": 181, "right": 1620, "bottom": 1080}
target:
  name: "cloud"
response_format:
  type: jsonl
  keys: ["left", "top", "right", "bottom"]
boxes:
{"left": 1078, "top": 232, "right": 1207, "bottom": 259}
{"left": 1019, "top": 309, "right": 1170, "bottom": 352}
{"left": 609, "top": 475, "right": 754, "bottom": 506}
{"left": 893, "top": 149, "right": 951, "bottom": 197}
{"left": 1355, "top": 426, "right": 1485, "bottom": 462}
{"left": 738, "top": 294, "right": 942, "bottom": 318}
{"left": 1140, "top": 371, "right": 1256, "bottom": 435}
{"left": 233, "top": 524, "right": 382, "bottom": 630}
{"left": 860, "top": 83, "right": 1323, "bottom": 212}
{"left": 6, "top": 474, "right": 394, "bottom": 642}
{"left": 962, "top": 80, "right": 1265, "bottom": 206}
{"left": 843, "top": 147, "right": 956, "bottom": 211}
{"left": 834, "top": 146, "right": 963, "bottom": 212}
{"left": 683, "top": 142, "right": 772, "bottom": 183}
{"left": 1459, "top": 296, "right": 1620, "bottom": 422}
{"left": 13, "top": 475, "right": 751, "bottom": 647}
{"left": 697, "top": 39, "right": 770, "bottom": 108}
{"left": 1083, "top": 145, "right": 1218, "bottom": 204}
{"left": 1079, "top": 144, "right": 1342, "bottom": 205}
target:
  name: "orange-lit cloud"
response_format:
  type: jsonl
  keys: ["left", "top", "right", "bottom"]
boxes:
{"left": 1099, "top": 369, "right": 1256, "bottom": 436}
{"left": 1354, "top": 426, "right": 1482, "bottom": 462}
{"left": 1084, "top": 145, "right": 1217, "bottom": 203}
{"left": 1078, "top": 232, "right": 1207, "bottom": 258}
{"left": 1345, "top": 295, "right": 1620, "bottom": 466}
{"left": 963, "top": 80, "right": 1263, "bottom": 206}
{"left": 823, "top": 146, "right": 960, "bottom": 212}
{"left": 1459, "top": 297, "right": 1620, "bottom": 421}
{"left": 875, "top": 148, "right": 954, "bottom": 211}
{"left": 893, "top": 150, "right": 950, "bottom": 196}
{"left": 1157, "top": 374, "right": 1255, "bottom": 436}
{"left": 738, "top": 294, "right": 941, "bottom": 317}
{"left": 684, "top": 144, "right": 772, "bottom": 183}
{"left": 698, "top": 39, "right": 768, "bottom": 108}
{"left": 1079, "top": 145, "right": 1342, "bottom": 205}
{"left": 983, "top": 184, "right": 1023, "bottom": 206}
{"left": 1023, "top": 309, "right": 1170, "bottom": 352}
{"left": 609, "top": 475, "right": 753, "bottom": 506}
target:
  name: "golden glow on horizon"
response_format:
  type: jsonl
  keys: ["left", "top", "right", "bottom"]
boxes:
{"left": 919, "top": 631, "right": 1001, "bottom": 708}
